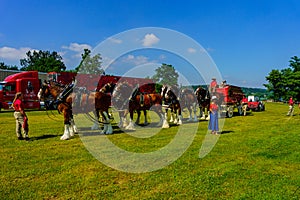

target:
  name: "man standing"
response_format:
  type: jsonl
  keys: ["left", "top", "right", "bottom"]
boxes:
{"left": 287, "top": 97, "right": 294, "bottom": 116}
{"left": 209, "top": 77, "right": 218, "bottom": 94}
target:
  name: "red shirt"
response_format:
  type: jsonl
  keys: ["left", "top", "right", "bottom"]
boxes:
{"left": 241, "top": 97, "right": 248, "bottom": 104}
{"left": 289, "top": 98, "right": 294, "bottom": 106}
{"left": 210, "top": 103, "right": 218, "bottom": 111}
{"left": 210, "top": 80, "right": 217, "bottom": 88}
{"left": 13, "top": 99, "right": 24, "bottom": 111}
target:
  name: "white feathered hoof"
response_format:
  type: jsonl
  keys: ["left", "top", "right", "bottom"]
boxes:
{"left": 125, "top": 122, "right": 136, "bottom": 130}
{"left": 73, "top": 125, "right": 78, "bottom": 134}
{"left": 91, "top": 123, "right": 99, "bottom": 130}
{"left": 100, "top": 124, "right": 108, "bottom": 134}
{"left": 177, "top": 116, "right": 183, "bottom": 125}
{"left": 106, "top": 124, "right": 113, "bottom": 134}
{"left": 61, "top": 125, "right": 70, "bottom": 140}
{"left": 162, "top": 120, "right": 170, "bottom": 129}
{"left": 60, "top": 134, "right": 70, "bottom": 140}
{"left": 193, "top": 116, "right": 198, "bottom": 122}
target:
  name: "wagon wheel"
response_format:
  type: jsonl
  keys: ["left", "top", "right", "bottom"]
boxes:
{"left": 226, "top": 106, "right": 234, "bottom": 118}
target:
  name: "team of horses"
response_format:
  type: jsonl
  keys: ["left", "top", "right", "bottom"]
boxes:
{"left": 38, "top": 80, "right": 211, "bottom": 140}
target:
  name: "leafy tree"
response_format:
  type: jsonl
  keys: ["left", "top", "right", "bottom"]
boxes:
{"left": 265, "top": 69, "right": 286, "bottom": 100}
{"left": 20, "top": 50, "right": 66, "bottom": 72}
{"left": 289, "top": 56, "right": 300, "bottom": 72}
{"left": 0, "top": 62, "right": 19, "bottom": 70}
{"left": 265, "top": 56, "right": 300, "bottom": 101}
{"left": 151, "top": 63, "right": 179, "bottom": 93}
{"left": 75, "top": 49, "right": 105, "bottom": 74}
{"left": 152, "top": 63, "right": 179, "bottom": 86}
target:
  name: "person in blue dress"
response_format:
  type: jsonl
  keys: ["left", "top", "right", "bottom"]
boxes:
{"left": 208, "top": 96, "right": 219, "bottom": 134}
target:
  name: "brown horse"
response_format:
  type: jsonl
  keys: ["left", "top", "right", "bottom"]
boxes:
{"left": 112, "top": 81, "right": 168, "bottom": 130}
{"left": 194, "top": 86, "right": 211, "bottom": 120}
{"left": 180, "top": 88, "right": 198, "bottom": 122}
{"left": 38, "top": 81, "right": 115, "bottom": 139}
{"left": 161, "top": 85, "right": 183, "bottom": 125}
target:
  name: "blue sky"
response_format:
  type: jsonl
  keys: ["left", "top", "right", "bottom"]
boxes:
{"left": 0, "top": 0, "right": 299, "bottom": 88}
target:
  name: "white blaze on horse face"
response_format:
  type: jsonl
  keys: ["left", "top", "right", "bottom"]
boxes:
{"left": 37, "top": 88, "right": 42, "bottom": 100}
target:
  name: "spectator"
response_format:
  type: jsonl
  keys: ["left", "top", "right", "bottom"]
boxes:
{"left": 241, "top": 95, "right": 248, "bottom": 116}
{"left": 286, "top": 97, "right": 294, "bottom": 116}
{"left": 12, "top": 92, "right": 29, "bottom": 141}
{"left": 209, "top": 77, "right": 218, "bottom": 94}
{"left": 208, "top": 96, "right": 219, "bottom": 134}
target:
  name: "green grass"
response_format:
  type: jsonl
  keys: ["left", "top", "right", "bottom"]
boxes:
{"left": 0, "top": 102, "right": 299, "bottom": 199}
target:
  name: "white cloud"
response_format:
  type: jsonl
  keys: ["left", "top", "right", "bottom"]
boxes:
{"left": 142, "top": 33, "right": 160, "bottom": 47}
{"left": 0, "top": 46, "right": 33, "bottom": 61}
{"left": 108, "top": 37, "right": 122, "bottom": 44}
{"left": 123, "top": 54, "right": 149, "bottom": 65}
{"left": 187, "top": 48, "right": 197, "bottom": 53}
{"left": 62, "top": 43, "right": 92, "bottom": 52}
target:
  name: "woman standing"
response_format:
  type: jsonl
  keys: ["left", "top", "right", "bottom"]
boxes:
{"left": 12, "top": 92, "right": 29, "bottom": 140}
{"left": 208, "top": 96, "right": 219, "bottom": 135}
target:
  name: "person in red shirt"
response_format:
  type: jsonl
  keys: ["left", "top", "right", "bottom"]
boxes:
{"left": 209, "top": 77, "right": 218, "bottom": 94}
{"left": 286, "top": 97, "right": 294, "bottom": 116}
{"left": 208, "top": 96, "right": 219, "bottom": 134}
{"left": 241, "top": 95, "right": 248, "bottom": 116}
{"left": 12, "top": 92, "right": 29, "bottom": 140}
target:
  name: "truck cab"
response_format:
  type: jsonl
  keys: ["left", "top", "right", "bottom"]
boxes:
{"left": 0, "top": 71, "right": 41, "bottom": 111}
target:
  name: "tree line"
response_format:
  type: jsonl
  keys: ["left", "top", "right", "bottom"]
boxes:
{"left": 264, "top": 56, "right": 300, "bottom": 101}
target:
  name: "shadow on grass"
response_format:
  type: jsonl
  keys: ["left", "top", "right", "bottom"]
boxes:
{"left": 220, "top": 130, "right": 234, "bottom": 134}
{"left": 30, "top": 134, "right": 58, "bottom": 140}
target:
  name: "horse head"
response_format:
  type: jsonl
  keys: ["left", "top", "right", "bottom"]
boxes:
{"left": 38, "top": 80, "right": 65, "bottom": 101}
{"left": 161, "top": 85, "right": 179, "bottom": 104}
{"left": 99, "top": 82, "right": 116, "bottom": 94}
{"left": 112, "top": 81, "right": 133, "bottom": 109}
{"left": 38, "top": 81, "right": 51, "bottom": 101}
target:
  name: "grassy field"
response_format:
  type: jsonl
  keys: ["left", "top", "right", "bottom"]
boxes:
{"left": 0, "top": 102, "right": 299, "bottom": 199}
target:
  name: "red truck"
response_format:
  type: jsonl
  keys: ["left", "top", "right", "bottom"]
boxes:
{"left": 0, "top": 71, "right": 76, "bottom": 111}
{"left": 0, "top": 71, "right": 42, "bottom": 111}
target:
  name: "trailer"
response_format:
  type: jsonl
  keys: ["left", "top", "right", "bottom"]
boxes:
{"left": 215, "top": 85, "right": 245, "bottom": 118}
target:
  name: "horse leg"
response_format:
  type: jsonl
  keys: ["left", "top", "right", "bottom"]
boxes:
{"left": 122, "top": 109, "right": 129, "bottom": 127}
{"left": 103, "top": 111, "right": 113, "bottom": 134}
{"left": 192, "top": 103, "right": 198, "bottom": 122}
{"left": 91, "top": 110, "right": 100, "bottom": 130}
{"left": 118, "top": 110, "right": 125, "bottom": 128}
{"left": 61, "top": 109, "right": 71, "bottom": 140}
{"left": 199, "top": 106, "right": 205, "bottom": 119}
{"left": 162, "top": 111, "right": 170, "bottom": 129}
{"left": 205, "top": 107, "right": 210, "bottom": 120}
{"left": 187, "top": 106, "right": 193, "bottom": 122}
{"left": 135, "top": 110, "right": 141, "bottom": 125}
{"left": 69, "top": 111, "right": 78, "bottom": 136}
{"left": 144, "top": 110, "right": 149, "bottom": 125}
{"left": 169, "top": 108, "right": 175, "bottom": 123}
{"left": 125, "top": 109, "right": 136, "bottom": 130}
{"left": 177, "top": 107, "right": 183, "bottom": 125}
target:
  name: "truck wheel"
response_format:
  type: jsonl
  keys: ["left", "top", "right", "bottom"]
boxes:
{"left": 226, "top": 106, "right": 234, "bottom": 118}
{"left": 257, "top": 104, "right": 261, "bottom": 112}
